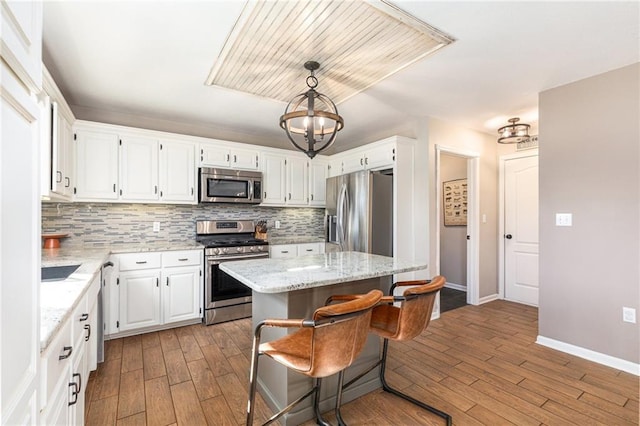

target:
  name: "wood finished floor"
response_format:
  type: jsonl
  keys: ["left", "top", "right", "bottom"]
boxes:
{"left": 85, "top": 300, "right": 639, "bottom": 425}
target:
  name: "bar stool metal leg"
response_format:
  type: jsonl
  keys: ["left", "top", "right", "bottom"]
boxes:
{"left": 334, "top": 370, "right": 347, "bottom": 426}
{"left": 313, "top": 378, "right": 330, "bottom": 426}
{"left": 379, "top": 338, "right": 452, "bottom": 426}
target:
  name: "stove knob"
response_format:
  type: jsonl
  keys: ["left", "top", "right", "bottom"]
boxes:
{"left": 212, "top": 248, "right": 219, "bottom": 255}
{"left": 222, "top": 247, "right": 228, "bottom": 254}
{"left": 236, "top": 247, "right": 243, "bottom": 253}
{"left": 249, "top": 246, "right": 256, "bottom": 252}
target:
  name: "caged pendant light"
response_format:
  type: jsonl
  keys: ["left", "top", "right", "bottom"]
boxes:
{"left": 280, "top": 61, "right": 344, "bottom": 159}
{"left": 497, "top": 117, "right": 531, "bottom": 144}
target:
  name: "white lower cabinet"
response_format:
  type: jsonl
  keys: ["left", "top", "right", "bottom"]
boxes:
{"left": 270, "top": 242, "right": 325, "bottom": 258}
{"left": 110, "top": 250, "right": 202, "bottom": 335}
{"left": 119, "top": 269, "right": 162, "bottom": 331}
{"left": 40, "top": 274, "right": 100, "bottom": 425}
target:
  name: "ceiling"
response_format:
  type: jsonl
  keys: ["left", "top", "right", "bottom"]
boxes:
{"left": 42, "top": 1, "right": 640, "bottom": 154}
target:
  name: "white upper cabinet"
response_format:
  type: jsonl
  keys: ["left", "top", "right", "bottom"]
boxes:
{"left": 332, "top": 140, "right": 396, "bottom": 176}
{"left": 286, "top": 156, "right": 308, "bottom": 205}
{"left": 309, "top": 159, "right": 328, "bottom": 206}
{"left": 260, "top": 152, "right": 287, "bottom": 205}
{"left": 159, "top": 140, "right": 195, "bottom": 202}
{"left": 260, "top": 150, "right": 327, "bottom": 207}
{"left": 41, "top": 67, "right": 75, "bottom": 201}
{"left": 119, "top": 135, "right": 159, "bottom": 201}
{"left": 75, "top": 129, "right": 119, "bottom": 200}
{"left": 200, "top": 143, "right": 259, "bottom": 170}
{"left": 75, "top": 121, "right": 197, "bottom": 204}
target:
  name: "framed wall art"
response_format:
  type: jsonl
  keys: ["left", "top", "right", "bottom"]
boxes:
{"left": 443, "top": 178, "right": 468, "bottom": 226}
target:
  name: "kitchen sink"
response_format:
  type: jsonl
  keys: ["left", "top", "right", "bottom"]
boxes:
{"left": 41, "top": 264, "right": 81, "bottom": 282}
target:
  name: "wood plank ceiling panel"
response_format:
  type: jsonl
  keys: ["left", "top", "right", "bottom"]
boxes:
{"left": 205, "top": 0, "right": 455, "bottom": 104}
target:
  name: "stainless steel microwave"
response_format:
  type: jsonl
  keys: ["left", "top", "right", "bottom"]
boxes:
{"left": 199, "top": 168, "right": 262, "bottom": 204}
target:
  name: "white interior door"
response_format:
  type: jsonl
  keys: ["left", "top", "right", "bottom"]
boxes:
{"left": 504, "top": 155, "right": 539, "bottom": 305}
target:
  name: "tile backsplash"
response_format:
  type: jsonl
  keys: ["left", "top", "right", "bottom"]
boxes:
{"left": 42, "top": 202, "right": 325, "bottom": 248}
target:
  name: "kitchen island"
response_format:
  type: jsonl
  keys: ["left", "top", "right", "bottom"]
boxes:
{"left": 220, "top": 251, "right": 427, "bottom": 425}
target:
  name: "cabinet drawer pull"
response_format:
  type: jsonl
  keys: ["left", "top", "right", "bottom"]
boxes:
{"left": 68, "top": 373, "right": 82, "bottom": 406}
{"left": 135, "top": 261, "right": 147, "bottom": 264}
{"left": 154, "top": 185, "right": 158, "bottom": 194}
{"left": 166, "top": 277, "right": 169, "bottom": 286}
{"left": 156, "top": 277, "right": 159, "bottom": 287}
{"left": 178, "top": 258, "right": 189, "bottom": 261}
{"left": 79, "top": 313, "right": 89, "bottom": 322}
{"left": 56, "top": 170, "right": 63, "bottom": 183}
{"left": 59, "top": 346, "right": 73, "bottom": 360}
{"left": 306, "top": 249, "right": 313, "bottom": 251}
{"left": 84, "top": 324, "right": 91, "bottom": 341}
{"left": 310, "top": 194, "right": 314, "bottom": 201}
{"left": 281, "top": 250, "right": 289, "bottom": 253}
{"left": 113, "top": 183, "right": 116, "bottom": 193}
{"left": 65, "top": 177, "right": 70, "bottom": 187}
{"left": 191, "top": 187, "right": 194, "bottom": 196}
{"left": 234, "top": 154, "right": 237, "bottom": 162}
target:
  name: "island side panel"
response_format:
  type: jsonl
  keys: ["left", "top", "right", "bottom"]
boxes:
{"left": 252, "top": 277, "right": 389, "bottom": 425}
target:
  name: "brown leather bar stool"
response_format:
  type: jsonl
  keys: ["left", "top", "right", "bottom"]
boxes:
{"left": 246, "top": 289, "right": 383, "bottom": 426}
{"left": 329, "top": 276, "right": 452, "bottom": 426}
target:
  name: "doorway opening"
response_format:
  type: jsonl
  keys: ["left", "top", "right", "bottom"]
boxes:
{"left": 435, "top": 145, "right": 480, "bottom": 307}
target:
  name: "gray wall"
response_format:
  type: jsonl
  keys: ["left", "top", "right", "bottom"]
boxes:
{"left": 538, "top": 63, "right": 639, "bottom": 363}
{"left": 42, "top": 203, "right": 324, "bottom": 248}
{"left": 439, "top": 154, "right": 468, "bottom": 287}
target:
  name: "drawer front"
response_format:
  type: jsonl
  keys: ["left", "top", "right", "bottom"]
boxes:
{"left": 118, "top": 252, "right": 162, "bottom": 271}
{"left": 71, "top": 294, "right": 89, "bottom": 348}
{"left": 298, "top": 243, "right": 321, "bottom": 256}
{"left": 41, "top": 318, "right": 72, "bottom": 408}
{"left": 162, "top": 250, "right": 201, "bottom": 268}
{"left": 270, "top": 244, "right": 298, "bottom": 258}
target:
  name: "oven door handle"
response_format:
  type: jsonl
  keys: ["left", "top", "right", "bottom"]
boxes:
{"left": 208, "top": 253, "right": 269, "bottom": 263}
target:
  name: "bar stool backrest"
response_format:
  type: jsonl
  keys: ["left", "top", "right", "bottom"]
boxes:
{"left": 372, "top": 276, "right": 445, "bottom": 342}
{"left": 308, "top": 289, "right": 383, "bottom": 378}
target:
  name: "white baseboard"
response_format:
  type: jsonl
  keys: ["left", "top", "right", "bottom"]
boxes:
{"left": 478, "top": 293, "right": 499, "bottom": 305}
{"left": 536, "top": 335, "right": 640, "bottom": 376}
{"left": 444, "top": 282, "right": 467, "bottom": 291}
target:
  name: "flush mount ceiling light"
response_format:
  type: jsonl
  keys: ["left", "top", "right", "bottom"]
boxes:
{"left": 498, "top": 117, "right": 531, "bottom": 144}
{"left": 280, "top": 61, "right": 343, "bottom": 159}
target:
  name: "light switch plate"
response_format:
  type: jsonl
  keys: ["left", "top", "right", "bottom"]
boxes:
{"left": 623, "top": 307, "right": 636, "bottom": 323}
{"left": 555, "top": 213, "right": 572, "bottom": 227}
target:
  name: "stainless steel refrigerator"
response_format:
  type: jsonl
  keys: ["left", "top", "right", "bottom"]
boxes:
{"left": 325, "top": 170, "right": 393, "bottom": 256}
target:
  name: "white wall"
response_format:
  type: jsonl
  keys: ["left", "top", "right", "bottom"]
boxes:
{"left": 415, "top": 117, "right": 498, "bottom": 298}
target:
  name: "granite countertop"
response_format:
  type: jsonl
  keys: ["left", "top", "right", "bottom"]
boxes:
{"left": 267, "top": 236, "right": 326, "bottom": 245}
{"left": 220, "top": 251, "right": 427, "bottom": 293}
{"left": 40, "top": 242, "right": 204, "bottom": 351}
{"left": 41, "top": 248, "right": 110, "bottom": 351}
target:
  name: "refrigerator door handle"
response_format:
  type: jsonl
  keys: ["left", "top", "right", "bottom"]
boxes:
{"left": 337, "top": 183, "right": 349, "bottom": 250}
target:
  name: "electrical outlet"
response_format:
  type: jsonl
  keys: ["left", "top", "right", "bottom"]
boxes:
{"left": 153, "top": 221, "right": 160, "bottom": 232}
{"left": 623, "top": 307, "right": 636, "bottom": 323}
{"left": 274, "top": 220, "right": 281, "bottom": 229}
{"left": 555, "top": 213, "right": 572, "bottom": 227}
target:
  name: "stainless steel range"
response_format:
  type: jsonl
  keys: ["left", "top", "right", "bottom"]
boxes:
{"left": 196, "top": 220, "right": 268, "bottom": 325}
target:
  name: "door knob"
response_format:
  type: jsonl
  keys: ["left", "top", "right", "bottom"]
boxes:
{"left": 505, "top": 234, "right": 513, "bottom": 239}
